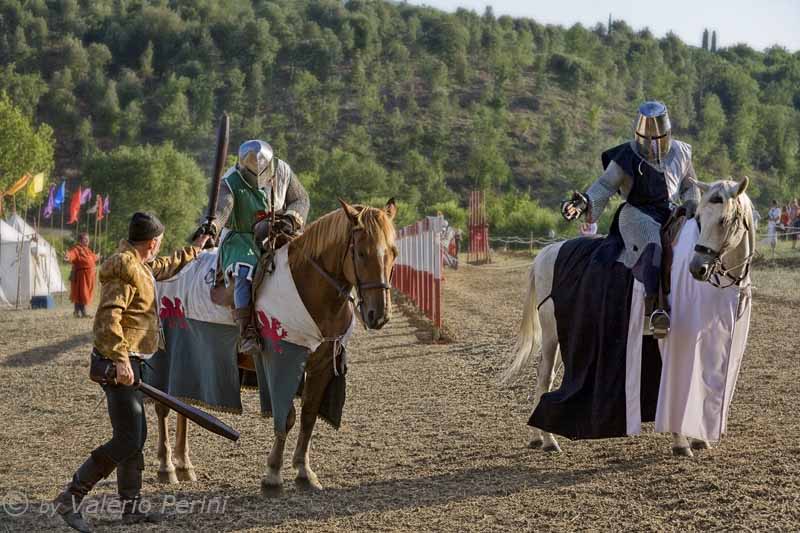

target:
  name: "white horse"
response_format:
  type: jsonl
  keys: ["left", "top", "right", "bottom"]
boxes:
{"left": 502, "top": 177, "right": 754, "bottom": 456}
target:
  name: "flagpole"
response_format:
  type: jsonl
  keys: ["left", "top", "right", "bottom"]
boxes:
{"left": 60, "top": 182, "right": 66, "bottom": 305}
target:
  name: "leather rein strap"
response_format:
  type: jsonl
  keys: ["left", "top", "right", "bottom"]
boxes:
{"left": 693, "top": 208, "right": 754, "bottom": 289}
{"left": 302, "top": 226, "right": 392, "bottom": 321}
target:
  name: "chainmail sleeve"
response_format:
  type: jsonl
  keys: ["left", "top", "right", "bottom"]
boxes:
{"left": 281, "top": 165, "right": 310, "bottom": 227}
{"left": 585, "top": 161, "right": 629, "bottom": 224}
{"left": 211, "top": 180, "right": 234, "bottom": 231}
{"left": 678, "top": 160, "right": 701, "bottom": 206}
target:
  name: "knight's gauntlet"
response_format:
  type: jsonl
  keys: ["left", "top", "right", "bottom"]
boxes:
{"left": 560, "top": 191, "right": 589, "bottom": 221}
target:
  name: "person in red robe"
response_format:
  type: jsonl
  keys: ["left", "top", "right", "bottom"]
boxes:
{"left": 64, "top": 233, "right": 99, "bottom": 318}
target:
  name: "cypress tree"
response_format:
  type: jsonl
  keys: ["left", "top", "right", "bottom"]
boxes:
{"left": 702, "top": 28, "right": 709, "bottom": 50}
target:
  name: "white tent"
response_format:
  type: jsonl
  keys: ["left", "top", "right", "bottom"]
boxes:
{"left": 0, "top": 216, "right": 65, "bottom": 308}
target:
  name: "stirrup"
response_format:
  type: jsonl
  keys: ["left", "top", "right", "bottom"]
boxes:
{"left": 238, "top": 328, "right": 262, "bottom": 356}
{"left": 649, "top": 309, "right": 670, "bottom": 339}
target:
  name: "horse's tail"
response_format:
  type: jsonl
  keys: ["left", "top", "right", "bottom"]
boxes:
{"left": 501, "top": 261, "right": 542, "bottom": 384}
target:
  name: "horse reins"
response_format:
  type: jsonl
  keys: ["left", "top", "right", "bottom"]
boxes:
{"left": 693, "top": 203, "right": 754, "bottom": 289}
{"left": 302, "top": 225, "right": 393, "bottom": 325}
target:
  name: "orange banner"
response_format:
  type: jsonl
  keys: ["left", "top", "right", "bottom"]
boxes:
{"left": 3, "top": 173, "right": 32, "bottom": 196}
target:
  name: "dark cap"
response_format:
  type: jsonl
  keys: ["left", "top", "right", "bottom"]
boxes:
{"left": 128, "top": 212, "right": 165, "bottom": 242}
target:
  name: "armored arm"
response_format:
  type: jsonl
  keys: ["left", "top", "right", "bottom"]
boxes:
{"left": 584, "top": 161, "right": 628, "bottom": 223}
{"left": 678, "top": 161, "right": 701, "bottom": 218}
{"left": 193, "top": 179, "right": 233, "bottom": 243}
{"left": 278, "top": 161, "right": 309, "bottom": 230}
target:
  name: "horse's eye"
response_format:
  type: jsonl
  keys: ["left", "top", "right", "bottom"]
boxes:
{"left": 718, "top": 218, "right": 725, "bottom": 227}
{"left": 358, "top": 249, "right": 367, "bottom": 259}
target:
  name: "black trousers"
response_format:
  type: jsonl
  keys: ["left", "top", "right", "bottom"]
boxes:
{"left": 93, "top": 357, "right": 147, "bottom": 466}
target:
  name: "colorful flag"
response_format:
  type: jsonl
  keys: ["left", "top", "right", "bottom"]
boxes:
{"left": 26, "top": 172, "right": 45, "bottom": 199}
{"left": 79, "top": 187, "right": 92, "bottom": 206}
{"left": 3, "top": 173, "right": 31, "bottom": 196}
{"left": 67, "top": 186, "right": 82, "bottom": 224}
{"left": 96, "top": 194, "right": 105, "bottom": 221}
{"left": 43, "top": 185, "right": 56, "bottom": 218}
{"left": 103, "top": 195, "right": 110, "bottom": 214}
{"left": 54, "top": 181, "right": 66, "bottom": 208}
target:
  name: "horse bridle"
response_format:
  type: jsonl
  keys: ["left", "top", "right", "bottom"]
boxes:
{"left": 693, "top": 206, "right": 754, "bottom": 289}
{"left": 304, "top": 225, "right": 393, "bottom": 324}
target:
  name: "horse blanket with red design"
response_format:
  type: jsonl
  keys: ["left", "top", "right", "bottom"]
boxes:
{"left": 145, "top": 248, "right": 354, "bottom": 432}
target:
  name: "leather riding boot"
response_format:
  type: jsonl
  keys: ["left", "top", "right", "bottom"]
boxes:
{"left": 235, "top": 307, "right": 261, "bottom": 356}
{"left": 118, "top": 452, "right": 163, "bottom": 524}
{"left": 53, "top": 451, "right": 116, "bottom": 533}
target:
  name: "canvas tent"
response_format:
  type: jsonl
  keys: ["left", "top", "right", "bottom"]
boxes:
{"left": 0, "top": 216, "right": 65, "bottom": 308}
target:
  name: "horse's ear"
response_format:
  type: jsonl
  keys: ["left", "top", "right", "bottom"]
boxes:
{"left": 689, "top": 176, "right": 710, "bottom": 193}
{"left": 735, "top": 176, "right": 749, "bottom": 197}
{"left": 338, "top": 198, "right": 360, "bottom": 226}
{"left": 385, "top": 197, "right": 397, "bottom": 220}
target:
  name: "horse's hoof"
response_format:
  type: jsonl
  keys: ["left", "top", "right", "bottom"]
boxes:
{"left": 691, "top": 440, "right": 710, "bottom": 450}
{"left": 672, "top": 446, "right": 694, "bottom": 457}
{"left": 527, "top": 438, "right": 543, "bottom": 449}
{"left": 261, "top": 473, "right": 283, "bottom": 494}
{"left": 295, "top": 475, "right": 323, "bottom": 492}
{"left": 260, "top": 477, "right": 284, "bottom": 497}
{"left": 157, "top": 470, "right": 179, "bottom": 484}
{"left": 542, "top": 443, "right": 562, "bottom": 453}
{"left": 176, "top": 468, "right": 197, "bottom": 482}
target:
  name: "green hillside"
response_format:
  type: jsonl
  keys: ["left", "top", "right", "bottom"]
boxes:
{"left": 1, "top": 0, "right": 798, "bottom": 244}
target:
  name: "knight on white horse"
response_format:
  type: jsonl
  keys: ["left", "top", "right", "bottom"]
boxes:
{"left": 504, "top": 101, "right": 754, "bottom": 456}
{"left": 562, "top": 101, "right": 700, "bottom": 338}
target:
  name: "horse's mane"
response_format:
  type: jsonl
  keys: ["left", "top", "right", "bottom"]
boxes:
{"left": 289, "top": 205, "right": 396, "bottom": 270}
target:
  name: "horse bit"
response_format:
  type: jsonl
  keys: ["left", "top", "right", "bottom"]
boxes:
{"left": 693, "top": 206, "right": 754, "bottom": 289}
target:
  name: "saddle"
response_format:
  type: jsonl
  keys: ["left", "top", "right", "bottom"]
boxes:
{"left": 208, "top": 229, "right": 300, "bottom": 309}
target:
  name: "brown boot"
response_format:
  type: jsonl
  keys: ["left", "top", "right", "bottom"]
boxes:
{"left": 53, "top": 451, "right": 116, "bottom": 532}
{"left": 235, "top": 308, "right": 261, "bottom": 356}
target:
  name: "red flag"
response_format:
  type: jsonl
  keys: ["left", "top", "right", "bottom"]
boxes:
{"left": 67, "top": 186, "right": 81, "bottom": 224}
{"left": 96, "top": 194, "right": 105, "bottom": 221}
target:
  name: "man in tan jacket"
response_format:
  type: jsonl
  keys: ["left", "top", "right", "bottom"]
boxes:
{"left": 54, "top": 212, "right": 210, "bottom": 532}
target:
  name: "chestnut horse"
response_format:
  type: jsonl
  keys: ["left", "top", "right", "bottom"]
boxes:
{"left": 154, "top": 198, "right": 398, "bottom": 490}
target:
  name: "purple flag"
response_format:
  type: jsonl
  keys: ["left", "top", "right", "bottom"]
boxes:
{"left": 80, "top": 187, "right": 92, "bottom": 206}
{"left": 103, "top": 195, "right": 110, "bottom": 214}
{"left": 43, "top": 185, "right": 56, "bottom": 218}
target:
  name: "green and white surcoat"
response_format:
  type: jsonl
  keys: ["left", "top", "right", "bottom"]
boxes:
{"left": 219, "top": 169, "right": 268, "bottom": 282}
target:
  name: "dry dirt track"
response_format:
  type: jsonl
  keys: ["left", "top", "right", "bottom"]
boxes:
{"left": 1, "top": 253, "right": 800, "bottom": 532}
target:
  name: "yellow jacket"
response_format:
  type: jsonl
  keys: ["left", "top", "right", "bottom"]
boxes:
{"left": 93, "top": 240, "right": 201, "bottom": 363}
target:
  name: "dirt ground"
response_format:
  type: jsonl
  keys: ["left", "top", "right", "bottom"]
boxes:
{"left": 1, "top": 252, "right": 799, "bottom": 532}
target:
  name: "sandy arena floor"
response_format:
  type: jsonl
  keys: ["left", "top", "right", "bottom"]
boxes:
{"left": 1, "top": 253, "right": 799, "bottom": 532}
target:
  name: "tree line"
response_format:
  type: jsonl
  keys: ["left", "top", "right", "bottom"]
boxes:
{"left": 1, "top": 0, "right": 798, "bottom": 242}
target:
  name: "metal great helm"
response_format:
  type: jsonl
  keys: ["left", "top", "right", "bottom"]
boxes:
{"left": 237, "top": 140, "right": 274, "bottom": 185}
{"left": 634, "top": 101, "right": 672, "bottom": 166}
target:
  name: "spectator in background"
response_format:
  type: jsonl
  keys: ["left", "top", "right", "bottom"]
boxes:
{"left": 789, "top": 198, "right": 799, "bottom": 223}
{"left": 781, "top": 206, "right": 791, "bottom": 240}
{"left": 64, "top": 233, "right": 99, "bottom": 318}
{"left": 751, "top": 208, "right": 761, "bottom": 232}
{"left": 793, "top": 209, "right": 800, "bottom": 250}
{"left": 766, "top": 200, "right": 781, "bottom": 253}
